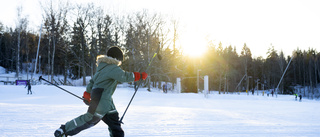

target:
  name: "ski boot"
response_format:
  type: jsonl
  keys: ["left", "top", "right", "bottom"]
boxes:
{"left": 54, "top": 125, "right": 67, "bottom": 137}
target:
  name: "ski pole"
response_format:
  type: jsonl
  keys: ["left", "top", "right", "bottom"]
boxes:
{"left": 39, "top": 76, "right": 84, "bottom": 101}
{"left": 119, "top": 43, "right": 162, "bottom": 124}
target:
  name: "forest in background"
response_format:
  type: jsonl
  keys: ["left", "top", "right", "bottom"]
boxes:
{"left": 0, "top": 1, "right": 320, "bottom": 99}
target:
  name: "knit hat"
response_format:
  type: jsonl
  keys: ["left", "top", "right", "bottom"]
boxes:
{"left": 107, "top": 46, "right": 123, "bottom": 61}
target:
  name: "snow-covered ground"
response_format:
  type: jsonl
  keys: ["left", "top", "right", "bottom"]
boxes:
{"left": 0, "top": 83, "right": 320, "bottom": 137}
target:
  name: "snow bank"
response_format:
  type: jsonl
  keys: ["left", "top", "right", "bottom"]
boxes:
{"left": 0, "top": 66, "right": 5, "bottom": 74}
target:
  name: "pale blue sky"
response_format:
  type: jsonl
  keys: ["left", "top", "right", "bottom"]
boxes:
{"left": 1, "top": 0, "right": 320, "bottom": 58}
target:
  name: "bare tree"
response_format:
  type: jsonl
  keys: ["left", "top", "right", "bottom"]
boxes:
{"left": 278, "top": 51, "right": 286, "bottom": 94}
{"left": 170, "top": 19, "right": 179, "bottom": 90}
{"left": 16, "top": 6, "right": 28, "bottom": 79}
{"left": 240, "top": 43, "right": 252, "bottom": 93}
{"left": 71, "top": 3, "right": 95, "bottom": 86}
{"left": 41, "top": 0, "right": 70, "bottom": 82}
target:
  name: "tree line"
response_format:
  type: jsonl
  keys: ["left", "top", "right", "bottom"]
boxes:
{"left": 198, "top": 43, "right": 320, "bottom": 99}
{"left": 0, "top": 2, "right": 176, "bottom": 86}
{"left": 0, "top": 2, "right": 319, "bottom": 98}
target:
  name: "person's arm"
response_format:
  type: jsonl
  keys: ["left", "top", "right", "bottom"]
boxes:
{"left": 109, "top": 66, "right": 147, "bottom": 82}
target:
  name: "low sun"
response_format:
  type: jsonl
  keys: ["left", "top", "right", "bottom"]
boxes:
{"left": 182, "top": 43, "right": 206, "bottom": 57}
{"left": 180, "top": 33, "right": 207, "bottom": 57}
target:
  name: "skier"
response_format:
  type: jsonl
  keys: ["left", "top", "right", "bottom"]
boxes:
{"left": 54, "top": 47, "right": 148, "bottom": 137}
{"left": 25, "top": 80, "right": 32, "bottom": 95}
{"left": 162, "top": 83, "right": 167, "bottom": 93}
{"left": 294, "top": 93, "right": 298, "bottom": 101}
{"left": 299, "top": 95, "right": 302, "bottom": 102}
{"left": 164, "top": 84, "right": 168, "bottom": 93}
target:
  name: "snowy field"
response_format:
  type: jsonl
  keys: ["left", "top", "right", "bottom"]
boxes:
{"left": 0, "top": 84, "right": 320, "bottom": 137}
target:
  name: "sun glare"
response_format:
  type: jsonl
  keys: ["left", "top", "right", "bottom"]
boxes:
{"left": 181, "top": 34, "right": 207, "bottom": 57}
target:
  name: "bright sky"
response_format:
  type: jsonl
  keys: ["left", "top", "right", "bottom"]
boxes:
{"left": 1, "top": 0, "right": 320, "bottom": 58}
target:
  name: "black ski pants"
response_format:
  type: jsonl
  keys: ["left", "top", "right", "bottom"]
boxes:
{"left": 27, "top": 87, "right": 32, "bottom": 94}
{"left": 102, "top": 112, "right": 124, "bottom": 137}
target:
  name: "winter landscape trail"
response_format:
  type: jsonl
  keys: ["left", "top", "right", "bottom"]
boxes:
{"left": 0, "top": 85, "right": 320, "bottom": 137}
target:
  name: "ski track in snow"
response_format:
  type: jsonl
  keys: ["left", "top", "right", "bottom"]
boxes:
{"left": 0, "top": 85, "right": 320, "bottom": 137}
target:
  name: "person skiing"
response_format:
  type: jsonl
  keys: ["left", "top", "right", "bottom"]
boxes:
{"left": 162, "top": 83, "right": 167, "bottom": 93}
{"left": 294, "top": 93, "right": 298, "bottom": 101}
{"left": 164, "top": 83, "right": 168, "bottom": 93}
{"left": 54, "top": 47, "right": 148, "bottom": 137}
{"left": 299, "top": 95, "right": 302, "bottom": 102}
{"left": 25, "top": 80, "right": 32, "bottom": 95}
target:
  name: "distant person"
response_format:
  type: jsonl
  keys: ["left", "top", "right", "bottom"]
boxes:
{"left": 165, "top": 84, "right": 168, "bottom": 93}
{"left": 163, "top": 83, "right": 167, "bottom": 93}
{"left": 163, "top": 84, "right": 165, "bottom": 93}
{"left": 271, "top": 90, "right": 274, "bottom": 97}
{"left": 25, "top": 80, "right": 32, "bottom": 95}
{"left": 299, "top": 95, "right": 302, "bottom": 102}
{"left": 294, "top": 94, "right": 298, "bottom": 101}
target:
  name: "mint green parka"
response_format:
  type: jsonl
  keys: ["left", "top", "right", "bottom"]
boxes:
{"left": 64, "top": 55, "right": 135, "bottom": 135}
{"left": 86, "top": 55, "right": 135, "bottom": 116}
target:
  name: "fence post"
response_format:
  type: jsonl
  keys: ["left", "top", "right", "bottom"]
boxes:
{"left": 176, "top": 78, "right": 181, "bottom": 93}
{"left": 204, "top": 75, "right": 209, "bottom": 97}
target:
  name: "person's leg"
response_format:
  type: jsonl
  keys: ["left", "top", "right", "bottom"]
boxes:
{"left": 102, "top": 112, "right": 124, "bottom": 137}
{"left": 55, "top": 88, "right": 105, "bottom": 136}
{"left": 64, "top": 112, "right": 101, "bottom": 135}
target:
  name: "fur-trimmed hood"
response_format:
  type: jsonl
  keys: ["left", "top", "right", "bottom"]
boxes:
{"left": 96, "top": 55, "right": 121, "bottom": 66}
